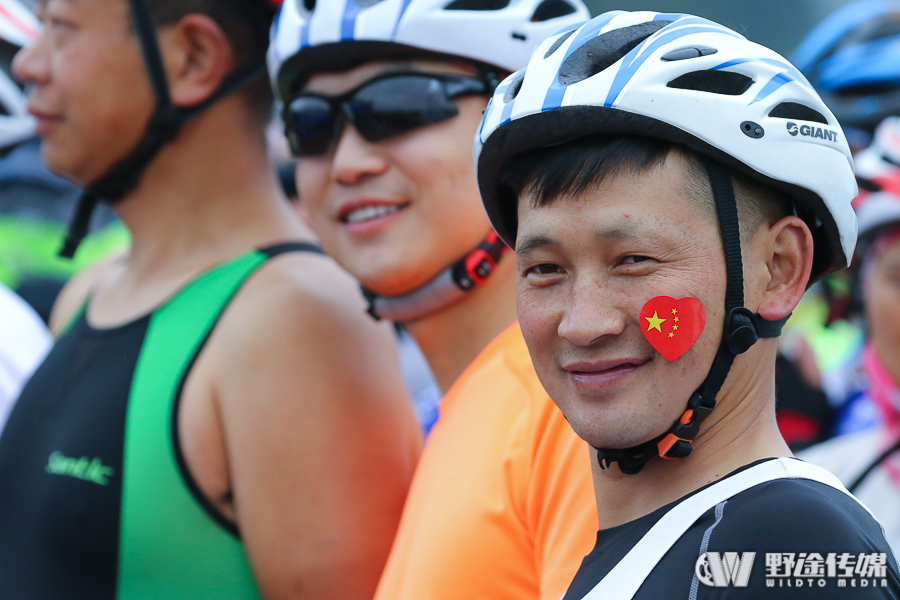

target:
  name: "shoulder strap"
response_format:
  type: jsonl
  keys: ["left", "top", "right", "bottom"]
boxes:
{"left": 117, "top": 249, "right": 274, "bottom": 600}
{"left": 258, "top": 241, "right": 324, "bottom": 258}
{"left": 581, "top": 458, "right": 869, "bottom": 600}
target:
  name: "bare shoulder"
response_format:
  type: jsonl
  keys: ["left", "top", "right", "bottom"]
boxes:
{"left": 217, "top": 249, "right": 387, "bottom": 349}
{"left": 207, "top": 247, "right": 414, "bottom": 419}
{"left": 48, "top": 250, "right": 127, "bottom": 336}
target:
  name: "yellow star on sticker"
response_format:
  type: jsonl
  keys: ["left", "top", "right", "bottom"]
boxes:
{"left": 672, "top": 308, "right": 678, "bottom": 315}
{"left": 674, "top": 316, "right": 679, "bottom": 323}
{"left": 672, "top": 324, "right": 679, "bottom": 331}
{"left": 668, "top": 332, "right": 674, "bottom": 338}
{"left": 645, "top": 311, "right": 666, "bottom": 332}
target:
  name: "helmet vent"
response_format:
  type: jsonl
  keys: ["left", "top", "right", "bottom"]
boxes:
{"left": 302, "top": 0, "right": 316, "bottom": 12}
{"left": 768, "top": 102, "right": 828, "bottom": 124}
{"left": 544, "top": 28, "right": 576, "bottom": 58}
{"left": 503, "top": 72, "right": 526, "bottom": 102}
{"left": 531, "top": 0, "right": 576, "bottom": 22}
{"left": 667, "top": 70, "right": 753, "bottom": 95}
{"left": 355, "top": 0, "right": 387, "bottom": 6}
{"left": 558, "top": 21, "right": 672, "bottom": 86}
{"left": 661, "top": 46, "right": 718, "bottom": 61}
{"left": 444, "top": 0, "right": 510, "bottom": 10}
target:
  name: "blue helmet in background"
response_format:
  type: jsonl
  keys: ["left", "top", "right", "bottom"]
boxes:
{"left": 793, "top": 0, "right": 900, "bottom": 148}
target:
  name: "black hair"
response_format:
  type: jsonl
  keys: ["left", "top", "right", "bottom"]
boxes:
{"left": 148, "top": 0, "right": 277, "bottom": 125}
{"left": 497, "top": 135, "right": 789, "bottom": 243}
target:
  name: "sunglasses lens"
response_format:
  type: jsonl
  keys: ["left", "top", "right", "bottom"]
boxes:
{"left": 350, "top": 76, "right": 459, "bottom": 142}
{"left": 286, "top": 96, "right": 337, "bottom": 156}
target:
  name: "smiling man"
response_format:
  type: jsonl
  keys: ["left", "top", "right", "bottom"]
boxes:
{"left": 268, "top": 1, "right": 600, "bottom": 599}
{"left": 0, "top": 1, "right": 422, "bottom": 599}
{"left": 475, "top": 11, "right": 900, "bottom": 599}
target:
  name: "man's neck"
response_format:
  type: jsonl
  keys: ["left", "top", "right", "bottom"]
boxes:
{"left": 406, "top": 253, "right": 518, "bottom": 394}
{"left": 83, "top": 102, "right": 312, "bottom": 325}
{"left": 590, "top": 344, "right": 791, "bottom": 530}
{"left": 112, "top": 105, "right": 307, "bottom": 278}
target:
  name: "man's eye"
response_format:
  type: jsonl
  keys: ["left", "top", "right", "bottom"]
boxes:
{"left": 530, "top": 264, "right": 562, "bottom": 275}
{"left": 524, "top": 263, "right": 564, "bottom": 278}
{"left": 622, "top": 255, "right": 651, "bottom": 265}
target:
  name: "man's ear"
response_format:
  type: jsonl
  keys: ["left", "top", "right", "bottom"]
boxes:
{"left": 158, "top": 14, "right": 234, "bottom": 109}
{"left": 755, "top": 215, "right": 814, "bottom": 321}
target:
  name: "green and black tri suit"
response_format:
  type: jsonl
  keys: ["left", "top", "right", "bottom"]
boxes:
{"left": 0, "top": 243, "right": 321, "bottom": 600}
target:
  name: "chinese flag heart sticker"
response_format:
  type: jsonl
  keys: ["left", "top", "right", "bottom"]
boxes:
{"left": 640, "top": 296, "right": 706, "bottom": 362}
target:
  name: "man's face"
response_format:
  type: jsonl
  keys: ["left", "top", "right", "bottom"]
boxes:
{"left": 14, "top": 0, "right": 154, "bottom": 185}
{"left": 294, "top": 60, "right": 492, "bottom": 296}
{"left": 514, "top": 152, "right": 728, "bottom": 450}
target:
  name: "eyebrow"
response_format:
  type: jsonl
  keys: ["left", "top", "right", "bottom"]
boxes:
{"left": 516, "top": 225, "right": 644, "bottom": 256}
{"left": 516, "top": 235, "right": 557, "bottom": 256}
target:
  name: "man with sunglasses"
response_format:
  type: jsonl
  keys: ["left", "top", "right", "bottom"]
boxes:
{"left": 269, "top": 1, "right": 597, "bottom": 599}
{"left": 0, "top": 1, "right": 422, "bottom": 598}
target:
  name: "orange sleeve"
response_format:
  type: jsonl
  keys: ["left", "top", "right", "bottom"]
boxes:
{"left": 525, "top": 395, "right": 599, "bottom": 600}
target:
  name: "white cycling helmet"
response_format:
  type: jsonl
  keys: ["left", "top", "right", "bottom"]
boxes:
{"left": 475, "top": 10, "right": 858, "bottom": 282}
{"left": 268, "top": 0, "right": 590, "bottom": 100}
{"left": 0, "top": 0, "right": 39, "bottom": 150}
{"left": 853, "top": 117, "right": 900, "bottom": 240}
{"left": 474, "top": 11, "right": 860, "bottom": 475}
{"left": 268, "top": 0, "right": 589, "bottom": 323}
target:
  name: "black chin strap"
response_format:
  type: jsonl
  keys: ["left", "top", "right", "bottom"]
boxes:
{"left": 59, "top": 0, "right": 268, "bottom": 258}
{"left": 362, "top": 232, "right": 508, "bottom": 322}
{"left": 594, "top": 158, "right": 790, "bottom": 475}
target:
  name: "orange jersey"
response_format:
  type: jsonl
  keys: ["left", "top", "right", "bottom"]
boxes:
{"left": 374, "top": 323, "right": 598, "bottom": 600}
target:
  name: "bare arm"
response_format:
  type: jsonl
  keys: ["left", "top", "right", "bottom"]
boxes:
{"left": 211, "top": 254, "right": 422, "bottom": 600}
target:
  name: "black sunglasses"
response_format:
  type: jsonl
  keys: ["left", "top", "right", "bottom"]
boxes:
{"left": 283, "top": 72, "right": 492, "bottom": 157}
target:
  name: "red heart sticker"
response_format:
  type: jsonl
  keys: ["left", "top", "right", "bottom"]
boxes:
{"left": 640, "top": 296, "right": 706, "bottom": 362}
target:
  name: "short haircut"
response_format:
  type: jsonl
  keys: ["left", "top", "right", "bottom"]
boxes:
{"left": 496, "top": 135, "right": 790, "bottom": 244}
{"left": 148, "top": 0, "right": 276, "bottom": 126}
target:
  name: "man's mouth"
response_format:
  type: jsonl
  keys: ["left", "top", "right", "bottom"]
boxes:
{"left": 342, "top": 203, "right": 407, "bottom": 224}
{"left": 562, "top": 357, "right": 652, "bottom": 389}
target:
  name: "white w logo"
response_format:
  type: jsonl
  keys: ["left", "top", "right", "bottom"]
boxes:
{"left": 695, "top": 552, "right": 756, "bottom": 587}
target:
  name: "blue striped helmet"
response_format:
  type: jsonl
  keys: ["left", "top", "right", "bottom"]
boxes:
{"left": 792, "top": 0, "right": 900, "bottom": 139}
{"left": 268, "top": 0, "right": 590, "bottom": 101}
{"left": 475, "top": 10, "right": 858, "bottom": 280}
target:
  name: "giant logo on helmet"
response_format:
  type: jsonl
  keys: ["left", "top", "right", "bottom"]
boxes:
{"left": 786, "top": 121, "right": 838, "bottom": 142}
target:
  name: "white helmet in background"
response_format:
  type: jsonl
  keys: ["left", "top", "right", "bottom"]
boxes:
{"left": 0, "top": 0, "right": 39, "bottom": 150}
{"left": 853, "top": 117, "right": 900, "bottom": 241}
{"left": 269, "top": 0, "right": 591, "bottom": 100}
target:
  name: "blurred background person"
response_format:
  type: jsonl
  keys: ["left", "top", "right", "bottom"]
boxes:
{"left": 763, "top": 0, "right": 900, "bottom": 449}
{"left": 802, "top": 116, "right": 900, "bottom": 554}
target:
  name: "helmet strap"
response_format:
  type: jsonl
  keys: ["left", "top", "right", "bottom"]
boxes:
{"left": 593, "top": 157, "right": 789, "bottom": 475}
{"left": 362, "top": 231, "right": 508, "bottom": 322}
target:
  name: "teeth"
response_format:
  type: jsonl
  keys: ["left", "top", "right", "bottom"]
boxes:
{"left": 345, "top": 204, "right": 402, "bottom": 223}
